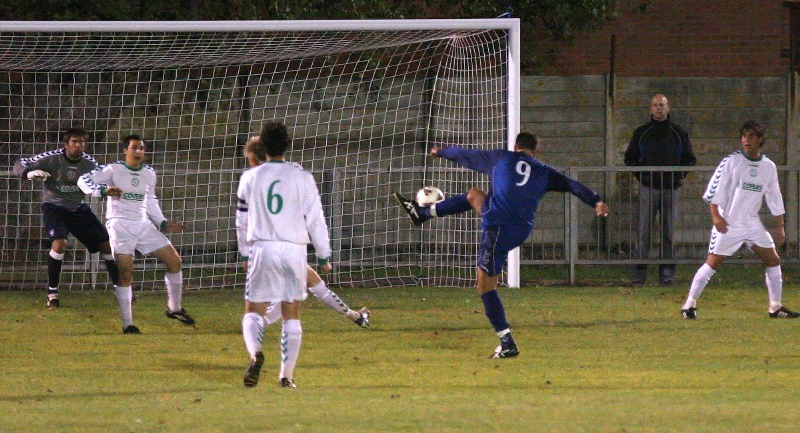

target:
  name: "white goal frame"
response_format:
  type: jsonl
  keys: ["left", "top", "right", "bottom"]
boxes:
{"left": 0, "top": 19, "right": 521, "bottom": 290}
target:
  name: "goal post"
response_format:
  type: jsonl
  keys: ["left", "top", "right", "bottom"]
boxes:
{"left": 0, "top": 19, "right": 521, "bottom": 291}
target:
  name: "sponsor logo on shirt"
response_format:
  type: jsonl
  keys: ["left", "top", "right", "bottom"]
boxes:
{"left": 742, "top": 182, "right": 763, "bottom": 192}
{"left": 121, "top": 192, "right": 145, "bottom": 201}
{"left": 58, "top": 185, "right": 82, "bottom": 193}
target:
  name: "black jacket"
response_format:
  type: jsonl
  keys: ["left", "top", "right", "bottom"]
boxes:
{"left": 624, "top": 115, "right": 696, "bottom": 189}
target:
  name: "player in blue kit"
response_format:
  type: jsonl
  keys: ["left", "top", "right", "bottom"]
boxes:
{"left": 395, "top": 132, "right": 609, "bottom": 358}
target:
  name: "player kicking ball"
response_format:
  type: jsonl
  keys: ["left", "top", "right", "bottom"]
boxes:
{"left": 395, "top": 131, "right": 608, "bottom": 358}
{"left": 680, "top": 121, "right": 798, "bottom": 320}
{"left": 78, "top": 134, "right": 195, "bottom": 334}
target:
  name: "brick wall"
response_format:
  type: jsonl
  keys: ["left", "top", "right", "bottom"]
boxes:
{"left": 531, "top": 0, "right": 791, "bottom": 77}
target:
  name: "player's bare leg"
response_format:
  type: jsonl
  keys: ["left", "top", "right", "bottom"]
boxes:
{"left": 262, "top": 266, "right": 369, "bottom": 327}
{"left": 150, "top": 244, "right": 195, "bottom": 325}
{"left": 751, "top": 245, "right": 798, "bottom": 318}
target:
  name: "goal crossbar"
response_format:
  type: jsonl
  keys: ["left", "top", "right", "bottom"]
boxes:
{"left": 0, "top": 19, "right": 521, "bottom": 290}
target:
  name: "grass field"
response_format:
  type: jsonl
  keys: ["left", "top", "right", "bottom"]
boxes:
{"left": 2, "top": 265, "right": 800, "bottom": 432}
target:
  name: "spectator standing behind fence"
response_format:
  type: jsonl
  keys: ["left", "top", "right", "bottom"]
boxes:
{"left": 624, "top": 94, "right": 696, "bottom": 285}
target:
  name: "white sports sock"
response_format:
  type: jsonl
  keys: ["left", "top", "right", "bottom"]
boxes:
{"left": 263, "top": 303, "right": 282, "bottom": 326}
{"left": 429, "top": 204, "right": 438, "bottom": 217}
{"left": 49, "top": 250, "right": 65, "bottom": 260}
{"left": 308, "top": 281, "right": 350, "bottom": 315}
{"left": 115, "top": 286, "right": 134, "bottom": 328}
{"left": 242, "top": 312, "right": 264, "bottom": 358}
{"left": 684, "top": 263, "right": 716, "bottom": 309}
{"left": 279, "top": 319, "right": 302, "bottom": 381}
{"left": 765, "top": 266, "right": 783, "bottom": 312}
{"left": 164, "top": 271, "right": 183, "bottom": 312}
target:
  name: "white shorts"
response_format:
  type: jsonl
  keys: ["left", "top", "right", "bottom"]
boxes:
{"left": 245, "top": 241, "right": 308, "bottom": 304}
{"left": 707, "top": 224, "right": 775, "bottom": 256}
{"left": 106, "top": 219, "right": 171, "bottom": 256}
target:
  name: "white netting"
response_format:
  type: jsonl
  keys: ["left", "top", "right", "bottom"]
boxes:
{"left": 0, "top": 20, "right": 516, "bottom": 290}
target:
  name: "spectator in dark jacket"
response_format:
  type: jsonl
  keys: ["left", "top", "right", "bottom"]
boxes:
{"left": 624, "top": 94, "right": 697, "bottom": 285}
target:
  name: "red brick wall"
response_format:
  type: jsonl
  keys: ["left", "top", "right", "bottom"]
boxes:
{"left": 531, "top": 0, "right": 791, "bottom": 77}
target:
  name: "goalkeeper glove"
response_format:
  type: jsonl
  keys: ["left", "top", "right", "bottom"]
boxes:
{"left": 26, "top": 170, "right": 50, "bottom": 181}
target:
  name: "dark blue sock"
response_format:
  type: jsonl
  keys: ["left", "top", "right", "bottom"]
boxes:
{"left": 481, "top": 290, "right": 510, "bottom": 333}
{"left": 433, "top": 194, "right": 473, "bottom": 217}
{"left": 47, "top": 255, "right": 62, "bottom": 289}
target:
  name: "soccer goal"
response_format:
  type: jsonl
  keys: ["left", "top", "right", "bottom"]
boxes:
{"left": 0, "top": 19, "right": 520, "bottom": 291}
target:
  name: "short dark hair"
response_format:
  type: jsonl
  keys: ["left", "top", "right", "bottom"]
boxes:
{"left": 63, "top": 127, "right": 87, "bottom": 143}
{"left": 739, "top": 121, "right": 765, "bottom": 140}
{"left": 259, "top": 121, "right": 290, "bottom": 157}
{"left": 121, "top": 134, "right": 145, "bottom": 151}
{"left": 516, "top": 131, "right": 539, "bottom": 152}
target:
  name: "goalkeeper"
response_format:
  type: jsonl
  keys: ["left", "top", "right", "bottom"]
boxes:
{"left": 237, "top": 135, "right": 369, "bottom": 328}
{"left": 395, "top": 131, "right": 608, "bottom": 359}
{"left": 12, "top": 127, "right": 121, "bottom": 309}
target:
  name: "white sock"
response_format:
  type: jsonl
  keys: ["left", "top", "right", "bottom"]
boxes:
{"left": 263, "top": 303, "right": 282, "bottom": 326}
{"left": 684, "top": 264, "right": 716, "bottom": 309}
{"left": 430, "top": 204, "right": 438, "bottom": 217}
{"left": 242, "top": 312, "right": 264, "bottom": 358}
{"left": 115, "top": 286, "right": 134, "bottom": 328}
{"left": 49, "top": 250, "right": 65, "bottom": 260}
{"left": 308, "top": 281, "right": 350, "bottom": 316}
{"left": 164, "top": 271, "right": 183, "bottom": 312}
{"left": 765, "top": 266, "right": 783, "bottom": 312}
{"left": 280, "top": 319, "right": 302, "bottom": 381}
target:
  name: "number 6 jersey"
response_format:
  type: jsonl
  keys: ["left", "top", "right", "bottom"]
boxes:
{"left": 236, "top": 161, "right": 331, "bottom": 260}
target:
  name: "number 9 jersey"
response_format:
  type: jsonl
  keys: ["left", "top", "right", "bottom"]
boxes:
{"left": 435, "top": 147, "right": 602, "bottom": 230}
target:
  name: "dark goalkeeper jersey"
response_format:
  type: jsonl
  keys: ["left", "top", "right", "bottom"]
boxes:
{"left": 436, "top": 146, "right": 602, "bottom": 229}
{"left": 13, "top": 149, "right": 99, "bottom": 211}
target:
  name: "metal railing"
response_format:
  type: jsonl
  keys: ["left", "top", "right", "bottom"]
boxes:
{"left": 523, "top": 165, "right": 800, "bottom": 283}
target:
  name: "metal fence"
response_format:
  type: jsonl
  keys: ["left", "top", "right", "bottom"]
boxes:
{"left": 522, "top": 165, "right": 800, "bottom": 283}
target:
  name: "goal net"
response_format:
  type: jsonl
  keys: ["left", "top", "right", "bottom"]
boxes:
{"left": 0, "top": 20, "right": 520, "bottom": 291}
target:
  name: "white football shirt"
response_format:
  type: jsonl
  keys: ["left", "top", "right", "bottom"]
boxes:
{"left": 236, "top": 160, "right": 331, "bottom": 261}
{"left": 78, "top": 161, "right": 167, "bottom": 226}
{"left": 703, "top": 150, "right": 784, "bottom": 229}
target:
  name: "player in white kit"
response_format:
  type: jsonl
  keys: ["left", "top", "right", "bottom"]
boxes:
{"left": 681, "top": 121, "right": 798, "bottom": 319}
{"left": 237, "top": 122, "right": 333, "bottom": 388}
{"left": 236, "top": 136, "right": 369, "bottom": 328}
{"left": 78, "top": 135, "right": 195, "bottom": 333}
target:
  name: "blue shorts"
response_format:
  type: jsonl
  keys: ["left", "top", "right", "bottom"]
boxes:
{"left": 477, "top": 225, "right": 531, "bottom": 277}
{"left": 42, "top": 203, "right": 109, "bottom": 253}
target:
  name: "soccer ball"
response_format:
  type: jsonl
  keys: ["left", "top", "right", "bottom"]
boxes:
{"left": 415, "top": 186, "right": 445, "bottom": 207}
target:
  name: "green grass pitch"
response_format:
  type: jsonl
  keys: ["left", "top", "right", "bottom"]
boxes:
{"left": 2, "top": 266, "right": 800, "bottom": 432}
